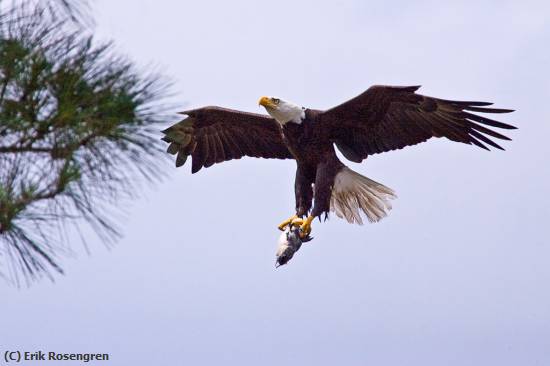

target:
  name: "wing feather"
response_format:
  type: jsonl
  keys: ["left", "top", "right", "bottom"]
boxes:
{"left": 203, "top": 133, "right": 218, "bottom": 168}
{"left": 162, "top": 106, "right": 293, "bottom": 173}
{"left": 218, "top": 129, "right": 242, "bottom": 160}
{"left": 212, "top": 132, "right": 226, "bottom": 163}
{"left": 321, "top": 85, "right": 516, "bottom": 161}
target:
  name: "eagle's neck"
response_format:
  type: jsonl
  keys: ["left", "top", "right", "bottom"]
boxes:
{"left": 269, "top": 101, "right": 306, "bottom": 125}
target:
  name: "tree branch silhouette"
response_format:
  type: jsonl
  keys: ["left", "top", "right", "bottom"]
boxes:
{"left": 0, "top": 1, "right": 172, "bottom": 285}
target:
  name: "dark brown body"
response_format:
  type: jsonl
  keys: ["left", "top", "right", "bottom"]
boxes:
{"left": 281, "top": 110, "right": 344, "bottom": 219}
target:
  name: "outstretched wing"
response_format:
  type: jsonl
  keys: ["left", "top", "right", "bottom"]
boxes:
{"left": 162, "top": 106, "right": 293, "bottom": 173}
{"left": 320, "top": 85, "right": 516, "bottom": 163}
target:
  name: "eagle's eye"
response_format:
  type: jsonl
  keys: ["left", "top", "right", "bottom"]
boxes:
{"left": 272, "top": 98, "right": 280, "bottom": 105}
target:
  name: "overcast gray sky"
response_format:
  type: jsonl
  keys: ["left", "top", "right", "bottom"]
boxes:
{"left": 3, "top": 0, "right": 550, "bottom": 365}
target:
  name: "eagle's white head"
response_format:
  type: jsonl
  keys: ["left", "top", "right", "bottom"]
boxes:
{"left": 258, "top": 96, "right": 305, "bottom": 125}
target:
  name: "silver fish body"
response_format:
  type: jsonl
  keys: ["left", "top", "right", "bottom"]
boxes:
{"left": 275, "top": 226, "right": 313, "bottom": 267}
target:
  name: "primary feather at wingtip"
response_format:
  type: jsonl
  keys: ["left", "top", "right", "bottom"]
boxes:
{"left": 437, "top": 98, "right": 494, "bottom": 107}
{"left": 465, "top": 106, "right": 515, "bottom": 114}
{"left": 175, "top": 152, "right": 188, "bottom": 167}
{"left": 467, "top": 122, "right": 512, "bottom": 141}
{"left": 166, "top": 143, "right": 179, "bottom": 155}
{"left": 462, "top": 112, "right": 517, "bottom": 130}
{"left": 469, "top": 130, "right": 505, "bottom": 150}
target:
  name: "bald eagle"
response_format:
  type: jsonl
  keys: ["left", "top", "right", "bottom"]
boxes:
{"left": 162, "top": 85, "right": 515, "bottom": 237}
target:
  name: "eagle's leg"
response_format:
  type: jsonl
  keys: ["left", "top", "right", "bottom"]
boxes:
{"left": 295, "top": 158, "right": 341, "bottom": 238}
{"left": 278, "top": 164, "right": 314, "bottom": 232}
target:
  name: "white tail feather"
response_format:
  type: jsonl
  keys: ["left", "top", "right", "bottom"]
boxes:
{"left": 330, "top": 167, "right": 396, "bottom": 224}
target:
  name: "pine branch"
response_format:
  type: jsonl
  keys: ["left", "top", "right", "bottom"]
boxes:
{"left": 0, "top": 2, "right": 174, "bottom": 286}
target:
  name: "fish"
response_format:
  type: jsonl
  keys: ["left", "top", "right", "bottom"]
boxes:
{"left": 275, "top": 225, "right": 313, "bottom": 268}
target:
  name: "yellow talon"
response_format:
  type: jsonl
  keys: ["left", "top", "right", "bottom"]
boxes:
{"left": 278, "top": 215, "right": 298, "bottom": 231}
{"left": 293, "top": 215, "right": 314, "bottom": 238}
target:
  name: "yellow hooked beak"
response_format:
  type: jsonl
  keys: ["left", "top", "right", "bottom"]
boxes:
{"left": 258, "top": 96, "right": 277, "bottom": 109}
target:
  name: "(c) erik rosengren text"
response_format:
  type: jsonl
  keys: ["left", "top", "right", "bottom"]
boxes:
{"left": 4, "top": 350, "right": 109, "bottom": 363}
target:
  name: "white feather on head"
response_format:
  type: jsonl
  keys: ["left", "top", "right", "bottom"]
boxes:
{"left": 258, "top": 96, "right": 305, "bottom": 125}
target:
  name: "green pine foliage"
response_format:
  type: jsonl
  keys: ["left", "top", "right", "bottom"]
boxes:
{"left": 0, "top": 1, "right": 172, "bottom": 285}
